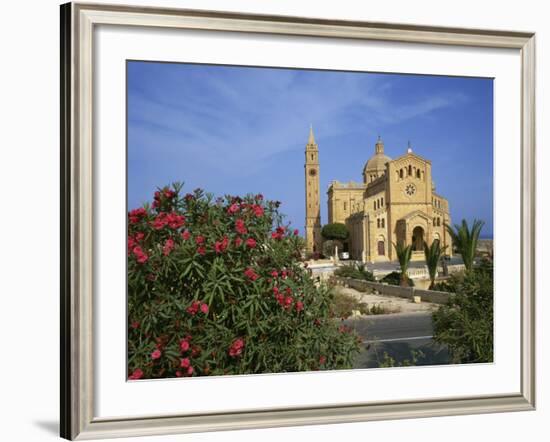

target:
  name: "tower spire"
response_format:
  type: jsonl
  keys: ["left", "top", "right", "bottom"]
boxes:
{"left": 308, "top": 124, "right": 316, "bottom": 145}
{"left": 375, "top": 135, "right": 384, "bottom": 154}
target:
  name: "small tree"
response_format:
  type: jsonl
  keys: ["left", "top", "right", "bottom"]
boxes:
{"left": 321, "top": 223, "right": 349, "bottom": 242}
{"left": 394, "top": 242, "right": 413, "bottom": 287}
{"left": 423, "top": 240, "right": 446, "bottom": 289}
{"left": 432, "top": 259, "right": 493, "bottom": 363}
{"left": 322, "top": 239, "right": 343, "bottom": 258}
{"left": 445, "top": 219, "right": 484, "bottom": 272}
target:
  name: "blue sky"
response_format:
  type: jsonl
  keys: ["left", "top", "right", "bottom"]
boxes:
{"left": 128, "top": 61, "right": 494, "bottom": 237}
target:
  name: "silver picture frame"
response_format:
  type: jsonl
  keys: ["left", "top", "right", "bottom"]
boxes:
{"left": 60, "top": 2, "right": 536, "bottom": 439}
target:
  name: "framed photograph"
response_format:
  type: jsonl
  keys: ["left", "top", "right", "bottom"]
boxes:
{"left": 60, "top": 2, "right": 536, "bottom": 440}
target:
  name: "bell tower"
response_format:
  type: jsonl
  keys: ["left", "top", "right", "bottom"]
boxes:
{"left": 305, "top": 125, "right": 322, "bottom": 254}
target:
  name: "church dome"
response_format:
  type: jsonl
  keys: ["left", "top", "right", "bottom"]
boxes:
{"left": 364, "top": 153, "right": 391, "bottom": 172}
{"left": 363, "top": 137, "right": 391, "bottom": 173}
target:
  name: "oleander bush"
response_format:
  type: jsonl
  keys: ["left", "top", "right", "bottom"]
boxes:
{"left": 127, "top": 183, "right": 361, "bottom": 380}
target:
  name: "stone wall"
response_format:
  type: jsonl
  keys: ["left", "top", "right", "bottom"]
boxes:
{"left": 336, "top": 276, "right": 453, "bottom": 304}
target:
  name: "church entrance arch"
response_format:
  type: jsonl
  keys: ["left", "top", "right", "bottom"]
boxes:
{"left": 411, "top": 226, "right": 424, "bottom": 251}
{"left": 377, "top": 239, "right": 385, "bottom": 256}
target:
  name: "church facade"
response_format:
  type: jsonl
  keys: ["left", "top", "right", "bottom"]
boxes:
{"left": 304, "top": 128, "right": 452, "bottom": 262}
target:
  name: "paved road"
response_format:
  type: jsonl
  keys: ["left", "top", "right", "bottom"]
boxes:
{"left": 345, "top": 312, "right": 450, "bottom": 368}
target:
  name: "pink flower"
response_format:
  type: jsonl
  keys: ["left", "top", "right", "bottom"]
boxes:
{"left": 129, "top": 207, "right": 147, "bottom": 224}
{"left": 200, "top": 303, "right": 209, "bottom": 314}
{"left": 130, "top": 321, "right": 140, "bottom": 329}
{"left": 127, "top": 236, "right": 136, "bottom": 254}
{"left": 234, "top": 237, "right": 243, "bottom": 247}
{"left": 228, "top": 338, "right": 245, "bottom": 358}
{"left": 293, "top": 229, "right": 299, "bottom": 236}
{"left": 284, "top": 296, "right": 294, "bottom": 309}
{"left": 271, "top": 270, "right": 278, "bottom": 278}
{"left": 181, "top": 230, "right": 191, "bottom": 240}
{"left": 245, "top": 238, "right": 257, "bottom": 249}
{"left": 151, "top": 349, "right": 162, "bottom": 360}
{"left": 186, "top": 301, "right": 200, "bottom": 315}
{"left": 195, "top": 236, "right": 205, "bottom": 245}
{"left": 135, "top": 232, "right": 145, "bottom": 241}
{"left": 180, "top": 357, "right": 191, "bottom": 368}
{"left": 128, "top": 368, "right": 143, "bottom": 380}
{"left": 187, "top": 366, "right": 194, "bottom": 376}
{"left": 252, "top": 205, "right": 264, "bottom": 217}
{"left": 214, "top": 236, "right": 229, "bottom": 254}
{"left": 197, "top": 246, "right": 206, "bottom": 256}
{"left": 132, "top": 246, "right": 149, "bottom": 264}
{"left": 151, "top": 212, "right": 168, "bottom": 230}
{"left": 163, "top": 238, "right": 175, "bottom": 256}
{"left": 227, "top": 203, "right": 240, "bottom": 214}
{"left": 166, "top": 212, "right": 185, "bottom": 229}
{"left": 295, "top": 301, "right": 304, "bottom": 312}
{"left": 180, "top": 339, "right": 190, "bottom": 352}
{"left": 271, "top": 226, "right": 286, "bottom": 241}
{"left": 319, "top": 355, "right": 326, "bottom": 365}
{"left": 235, "top": 219, "right": 248, "bottom": 235}
{"left": 244, "top": 267, "right": 259, "bottom": 281}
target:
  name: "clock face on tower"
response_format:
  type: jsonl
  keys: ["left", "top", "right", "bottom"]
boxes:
{"left": 405, "top": 183, "right": 416, "bottom": 196}
{"left": 309, "top": 169, "right": 317, "bottom": 177}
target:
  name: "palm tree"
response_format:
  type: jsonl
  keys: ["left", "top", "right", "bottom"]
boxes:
{"left": 445, "top": 219, "right": 485, "bottom": 272}
{"left": 423, "top": 240, "right": 447, "bottom": 289}
{"left": 394, "top": 242, "right": 413, "bottom": 287}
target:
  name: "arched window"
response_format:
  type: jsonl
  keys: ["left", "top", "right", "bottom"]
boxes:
{"left": 373, "top": 201, "right": 376, "bottom": 210}
{"left": 311, "top": 154, "right": 314, "bottom": 160}
{"left": 416, "top": 169, "right": 421, "bottom": 179}
{"left": 343, "top": 202, "right": 347, "bottom": 211}
{"left": 438, "top": 218, "right": 441, "bottom": 226}
{"left": 399, "top": 169, "right": 404, "bottom": 179}
{"left": 381, "top": 197, "right": 384, "bottom": 207}
{"left": 377, "top": 219, "right": 380, "bottom": 228}
{"left": 408, "top": 165, "right": 412, "bottom": 176}
{"left": 381, "top": 218, "right": 385, "bottom": 228}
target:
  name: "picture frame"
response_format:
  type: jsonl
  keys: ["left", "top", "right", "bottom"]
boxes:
{"left": 60, "top": 2, "right": 536, "bottom": 440}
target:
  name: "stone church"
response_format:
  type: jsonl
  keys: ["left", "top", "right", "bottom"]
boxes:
{"left": 304, "top": 127, "right": 452, "bottom": 263}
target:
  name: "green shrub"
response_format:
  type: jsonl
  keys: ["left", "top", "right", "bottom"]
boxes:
{"left": 377, "top": 349, "right": 425, "bottom": 367}
{"left": 127, "top": 183, "right": 361, "bottom": 379}
{"left": 331, "top": 290, "right": 369, "bottom": 318}
{"left": 380, "top": 271, "right": 414, "bottom": 287}
{"left": 432, "top": 259, "right": 493, "bottom": 363}
{"left": 334, "top": 263, "right": 374, "bottom": 281}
